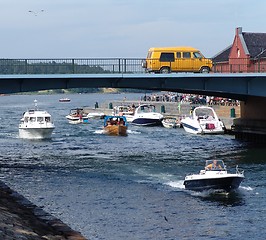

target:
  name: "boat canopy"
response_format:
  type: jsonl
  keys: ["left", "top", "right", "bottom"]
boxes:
{"left": 104, "top": 116, "right": 127, "bottom": 127}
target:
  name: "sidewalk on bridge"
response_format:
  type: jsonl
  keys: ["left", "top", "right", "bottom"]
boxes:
{"left": 0, "top": 181, "right": 86, "bottom": 240}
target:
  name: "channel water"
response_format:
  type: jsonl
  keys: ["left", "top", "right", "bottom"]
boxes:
{"left": 0, "top": 93, "right": 265, "bottom": 240}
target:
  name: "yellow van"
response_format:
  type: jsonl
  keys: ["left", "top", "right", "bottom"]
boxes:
{"left": 142, "top": 46, "right": 212, "bottom": 73}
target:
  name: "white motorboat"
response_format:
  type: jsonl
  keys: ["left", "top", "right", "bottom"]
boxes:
{"left": 181, "top": 106, "right": 225, "bottom": 134}
{"left": 131, "top": 104, "right": 163, "bottom": 126}
{"left": 112, "top": 105, "right": 135, "bottom": 122}
{"left": 19, "top": 100, "right": 55, "bottom": 139}
{"left": 162, "top": 117, "right": 180, "bottom": 128}
{"left": 59, "top": 98, "right": 71, "bottom": 102}
{"left": 66, "top": 108, "right": 89, "bottom": 124}
{"left": 87, "top": 112, "right": 105, "bottom": 119}
{"left": 183, "top": 160, "right": 244, "bottom": 192}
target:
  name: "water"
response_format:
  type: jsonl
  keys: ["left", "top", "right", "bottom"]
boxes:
{"left": 0, "top": 93, "right": 265, "bottom": 240}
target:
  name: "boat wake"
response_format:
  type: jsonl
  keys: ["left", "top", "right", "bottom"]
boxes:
{"left": 127, "top": 130, "right": 141, "bottom": 134}
{"left": 94, "top": 129, "right": 104, "bottom": 134}
{"left": 239, "top": 185, "right": 253, "bottom": 191}
{"left": 94, "top": 129, "right": 141, "bottom": 135}
{"left": 165, "top": 180, "right": 185, "bottom": 190}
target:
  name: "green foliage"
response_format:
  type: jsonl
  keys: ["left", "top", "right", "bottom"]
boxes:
{"left": 0, "top": 59, "right": 110, "bottom": 74}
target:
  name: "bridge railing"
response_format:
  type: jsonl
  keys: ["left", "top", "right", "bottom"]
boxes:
{"left": 0, "top": 58, "right": 146, "bottom": 74}
{"left": 0, "top": 58, "right": 265, "bottom": 74}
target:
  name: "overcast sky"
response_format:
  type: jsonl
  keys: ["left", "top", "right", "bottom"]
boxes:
{"left": 1, "top": 0, "right": 265, "bottom": 59}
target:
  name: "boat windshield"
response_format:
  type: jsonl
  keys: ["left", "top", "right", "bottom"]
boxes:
{"left": 195, "top": 108, "right": 214, "bottom": 119}
{"left": 205, "top": 160, "right": 225, "bottom": 171}
{"left": 139, "top": 105, "right": 155, "bottom": 113}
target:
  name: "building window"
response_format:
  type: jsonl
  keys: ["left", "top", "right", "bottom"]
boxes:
{"left": 237, "top": 48, "right": 240, "bottom": 58}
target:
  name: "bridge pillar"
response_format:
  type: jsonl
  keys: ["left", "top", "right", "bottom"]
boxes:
{"left": 233, "top": 96, "right": 266, "bottom": 142}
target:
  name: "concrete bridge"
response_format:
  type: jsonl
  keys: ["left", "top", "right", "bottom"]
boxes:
{"left": 1, "top": 72, "right": 266, "bottom": 142}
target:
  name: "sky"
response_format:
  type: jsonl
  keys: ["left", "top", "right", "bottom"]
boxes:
{"left": 1, "top": 0, "right": 266, "bottom": 59}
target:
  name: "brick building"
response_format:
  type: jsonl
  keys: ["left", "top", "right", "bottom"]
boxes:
{"left": 212, "top": 27, "right": 266, "bottom": 73}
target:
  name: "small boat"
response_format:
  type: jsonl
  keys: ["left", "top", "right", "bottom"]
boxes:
{"left": 87, "top": 112, "right": 105, "bottom": 119}
{"left": 19, "top": 100, "right": 55, "bottom": 139}
{"left": 181, "top": 106, "right": 225, "bottom": 134}
{"left": 66, "top": 108, "right": 89, "bottom": 124}
{"left": 183, "top": 160, "right": 244, "bottom": 192}
{"left": 162, "top": 117, "right": 180, "bottom": 128}
{"left": 103, "top": 116, "right": 128, "bottom": 136}
{"left": 59, "top": 98, "right": 71, "bottom": 102}
{"left": 112, "top": 105, "right": 135, "bottom": 122}
{"left": 131, "top": 104, "right": 163, "bottom": 126}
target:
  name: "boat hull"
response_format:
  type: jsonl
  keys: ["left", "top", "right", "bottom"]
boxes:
{"left": 19, "top": 127, "right": 54, "bottom": 139}
{"left": 104, "top": 125, "right": 127, "bottom": 136}
{"left": 181, "top": 119, "right": 224, "bottom": 134}
{"left": 66, "top": 116, "right": 89, "bottom": 124}
{"left": 184, "top": 176, "right": 244, "bottom": 192}
{"left": 132, "top": 118, "right": 162, "bottom": 126}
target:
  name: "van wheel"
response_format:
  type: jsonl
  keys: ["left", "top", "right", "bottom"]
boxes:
{"left": 160, "top": 67, "right": 170, "bottom": 74}
{"left": 200, "top": 67, "right": 210, "bottom": 73}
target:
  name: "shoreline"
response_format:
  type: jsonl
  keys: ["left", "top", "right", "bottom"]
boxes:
{"left": 0, "top": 181, "right": 86, "bottom": 240}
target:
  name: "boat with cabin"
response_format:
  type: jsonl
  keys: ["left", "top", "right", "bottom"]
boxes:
{"left": 19, "top": 100, "right": 55, "bottom": 139}
{"left": 66, "top": 108, "right": 89, "bottom": 124}
{"left": 131, "top": 104, "right": 163, "bottom": 126}
{"left": 183, "top": 160, "right": 244, "bottom": 192}
{"left": 103, "top": 116, "right": 128, "bottom": 136}
{"left": 162, "top": 117, "right": 181, "bottom": 128}
{"left": 59, "top": 98, "right": 71, "bottom": 102}
{"left": 112, "top": 105, "right": 135, "bottom": 122}
{"left": 181, "top": 106, "right": 225, "bottom": 134}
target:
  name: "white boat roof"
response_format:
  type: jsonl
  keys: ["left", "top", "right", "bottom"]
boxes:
{"left": 23, "top": 109, "right": 52, "bottom": 117}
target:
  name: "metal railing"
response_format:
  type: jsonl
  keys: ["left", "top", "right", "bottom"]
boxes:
{"left": 0, "top": 58, "right": 265, "bottom": 74}
{"left": 0, "top": 58, "right": 146, "bottom": 75}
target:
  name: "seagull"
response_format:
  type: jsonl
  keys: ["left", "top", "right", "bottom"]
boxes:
{"left": 28, "top": 10, "right": 44, "bottom": 16}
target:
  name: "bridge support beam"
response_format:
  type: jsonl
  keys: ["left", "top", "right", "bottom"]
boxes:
{"left": 233, "top": 96, "right": 266, "bottom": 142}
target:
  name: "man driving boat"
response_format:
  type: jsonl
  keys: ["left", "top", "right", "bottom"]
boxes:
{"left": 205, "top": 160, "right": 223, "bottom": 170}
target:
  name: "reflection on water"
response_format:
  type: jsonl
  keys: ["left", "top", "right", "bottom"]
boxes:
{"left": 195, "top": 190, "right": 246, "bottom": 207}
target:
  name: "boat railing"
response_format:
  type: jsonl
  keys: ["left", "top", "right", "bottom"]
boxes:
{"left": 236, "top": 165, "right": 244, "bottom": 175}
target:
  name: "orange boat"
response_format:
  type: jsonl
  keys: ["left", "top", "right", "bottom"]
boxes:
{"left": 103, "top": 116, "right": 128, "bottom": 136}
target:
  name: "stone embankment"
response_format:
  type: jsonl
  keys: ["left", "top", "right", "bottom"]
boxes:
{"left": 0, "top": 181, "right": 86, "bottom": 240}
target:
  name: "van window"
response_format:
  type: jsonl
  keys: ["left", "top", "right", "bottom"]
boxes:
{"left": 183, "top": 52, "right": 191, "bottom": 58}
{"left": 193, "top": 52, "right": 202, "bottom": 58}
{"left": 176, "top": 52, "right": 181, "bottom": 58}
{"left": 147, "top": 51, "right": 152, "bottom": 58}
{"left": 160, "top": 53, "right": 175, "bottom": 62}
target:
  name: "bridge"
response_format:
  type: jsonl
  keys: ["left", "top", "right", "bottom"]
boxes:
{"left": 1, "top": 58, "right": 266, "bottom": 142}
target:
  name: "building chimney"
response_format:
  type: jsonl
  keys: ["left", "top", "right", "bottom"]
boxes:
{"left": 236, "top": 27, "right": 242, "bottom": 35}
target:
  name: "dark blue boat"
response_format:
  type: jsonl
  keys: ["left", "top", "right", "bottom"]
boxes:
{"left": 183, "top": 160, "right": 244, "bottom": 192}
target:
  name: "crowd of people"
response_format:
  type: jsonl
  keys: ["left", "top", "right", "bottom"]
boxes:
{"left": 141, "top": 93, "right": 240, "bottom": 106}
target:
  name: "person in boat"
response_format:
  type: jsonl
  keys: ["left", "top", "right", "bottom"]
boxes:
{"left": 205, "top": 160, "right": 223, "bottom": 170}
{"left": 119, "top": 118, "right": 125, "bottom": 126}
